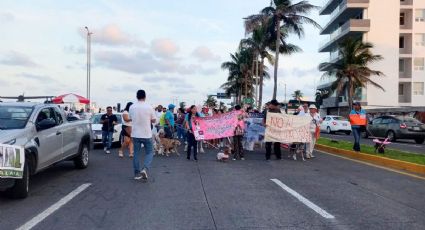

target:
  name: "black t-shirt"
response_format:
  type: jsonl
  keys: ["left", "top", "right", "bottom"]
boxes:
{"left": 101, "top": 114, "right": 118, "bottom": 132}
{"left": 263, "top": 108, "right": 281, "bottom": 122}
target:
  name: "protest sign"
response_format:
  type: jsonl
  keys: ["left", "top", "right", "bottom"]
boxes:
{"left": 244, "top": 113, "right": 266, "bottom": 151}
{"left": 0, "top": 144, "right": 25, "bottom": 179}
{"left": 192, "top": 111, "right": 244, "bottom": 141}
{"left": 264, "top": 113, "right": 312, "bottom": 143}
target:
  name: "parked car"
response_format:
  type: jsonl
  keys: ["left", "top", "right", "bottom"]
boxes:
{"left": 320, "top": 115, "right": 351, "bottom": 135}
{"left": 90, "top": 113, "right": 123, "bottom": 146}
{"left": 364, "top": 116, "right": 425, "bottom": 144}
{"left": 0, "top": 102, "right": 92, "bottom": 198}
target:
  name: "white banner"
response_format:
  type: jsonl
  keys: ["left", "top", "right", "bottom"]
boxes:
{"left": 0, "top": 144, "right": 25, "bottom": 179}
{"left": 265, "top": 113, "right": 312, "bottom": 143}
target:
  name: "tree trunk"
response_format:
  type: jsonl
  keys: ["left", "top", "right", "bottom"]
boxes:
{"left": 272, "top": 19, "right": 281, "bottom": 100}
{"left": 251, "top": 53, "right": 256, "bottom": 99}
{"left": 245, "top": 72, "right": 248, "bottom": 99}
{"left": 348, "top": 79, "right": 353, "bottom": 111}
{"left": 259, "top": 57, "right": 265, "bottom": 110}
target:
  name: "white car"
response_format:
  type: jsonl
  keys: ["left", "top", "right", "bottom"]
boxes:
{"left": 321, "top": 115, "right": 352, "bottom": 135}
{"left": 90, "top": 113, "right": 123, "bottom": 146}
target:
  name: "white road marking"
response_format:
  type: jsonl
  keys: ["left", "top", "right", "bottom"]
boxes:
{"left": 270, "top": 179, "right": 335, "bottom": 219}
{"left": 16, "top": 183, "right": 91, "bottom": 230}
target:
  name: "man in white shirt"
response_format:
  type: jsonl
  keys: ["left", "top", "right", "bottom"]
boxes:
{"left": 129, "top": 90, "right": 156, "bottom": 180}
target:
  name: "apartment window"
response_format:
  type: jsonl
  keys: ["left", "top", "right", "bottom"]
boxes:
{"left": 415, "top": 34, "right": 425, "bottom": 46}
{"left": 414, "top": 58, "right": 424, "bottom": 71}
{"left": 399, "top": 36, "right": 405, "bottom": 48}
{"left": 416, "top": 9, "right": 425, "bottom": 22}
{"left": 400, "top": 12, "right": 406, "bottom": 25}
{"left": 399, "top": 59, "right": 405, "bottom": 72}
{"left": 399, "top": 84, "right": 404, "bottom": 96}
{"left": 413, "top": 82, "right": 424, "bottom": 95}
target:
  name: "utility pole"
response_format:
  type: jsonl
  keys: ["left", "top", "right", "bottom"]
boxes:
{"left": 84, "top": 26, "right": 92, "bottom": 111}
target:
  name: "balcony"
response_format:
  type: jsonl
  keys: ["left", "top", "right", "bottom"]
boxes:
{"left": 319, "top": 19, "right": 370, "bottom": 52}
{"left": 320, "top": 0, "right": 369, "bottom": 15}
{"left": 400, "top": 9, "right": 413, "bottom": 30}
{"left": 399, "top": 58, "right": 412, "bottom": 80}
{"left": 400, "top": 0, "right": 413, "bottom": 8}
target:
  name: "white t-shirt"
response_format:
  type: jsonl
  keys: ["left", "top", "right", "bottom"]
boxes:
{"left": 122, "top": 111, "right": 132, "bottom": 127}
{"left": 308, "top": 113, "right": 321, "bottom": 132}
{"left": 129, "top": 101, "right": 156, "bottom": 138}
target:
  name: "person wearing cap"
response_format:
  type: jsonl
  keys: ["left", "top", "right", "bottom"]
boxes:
{"left": 349, "top": 102, "right": 366, "bottom": 152}
{"left": 263, "top": 99, "right": 282, "bottom": 161}
{"left": 164, "top": 104, "right": 176, "bottom": 138}
{"left": 306, "top": 104, "right": 321, "bottom": 158}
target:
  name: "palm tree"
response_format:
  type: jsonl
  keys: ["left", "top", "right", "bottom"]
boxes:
{"left": 292, "top": 90, "right": 303, "bottom": 100}
{"left": 245, "top": 0, "right": 320, "bottom": 99}
{"left": 204, "top": 95, "right": 217, "bottom": 108}
{"left": 319, "top": 37, "right": 384, "bottom": 110}
{"left": 221, "top": 49, "right": 254, "bottom": 103}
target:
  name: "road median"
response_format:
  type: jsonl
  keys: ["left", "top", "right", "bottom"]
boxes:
{"left": 316, "top": 138, "right": 425, "bottom": 176}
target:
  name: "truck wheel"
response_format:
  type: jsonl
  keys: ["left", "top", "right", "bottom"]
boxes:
{"left": 7, "top": 160, "right": 30, "bottom": 199}
{"left": 74, "top": 143, "right": 89, "bottom": 169}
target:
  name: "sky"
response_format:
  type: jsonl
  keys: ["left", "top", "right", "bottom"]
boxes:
{"left": 0, "top": 0, "right": 328, "bottom": 108}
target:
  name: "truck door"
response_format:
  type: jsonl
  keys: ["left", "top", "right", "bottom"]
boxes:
{"left": 53, "top": 107, "right": 78, "bottom": 159}
{"left": 34, "top": 107, "right": 63, "bottom": 169}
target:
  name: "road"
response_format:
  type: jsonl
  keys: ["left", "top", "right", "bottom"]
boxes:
{"left": 321, "top": 133, "right": 425, "bottom": 155}
{"left": 1, "top": 146, "right": 425, "bottom": 230}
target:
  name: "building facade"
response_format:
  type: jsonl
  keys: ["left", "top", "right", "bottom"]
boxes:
{"left": 318, "top": 0, "right": 425, "bottom": 115}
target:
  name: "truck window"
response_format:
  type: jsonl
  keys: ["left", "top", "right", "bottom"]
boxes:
{"left": 53, "top": 107, "right": 64, "bottom": 125}
{"left": 36, "top": 108, "right": 56, "bottom": 129}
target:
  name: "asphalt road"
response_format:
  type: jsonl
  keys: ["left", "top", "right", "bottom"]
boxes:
{"left": 321, "top": 133, "right": 425, "bottom": 155}
{"left": 1, "top": 145, "right": 425, "bottom": 230}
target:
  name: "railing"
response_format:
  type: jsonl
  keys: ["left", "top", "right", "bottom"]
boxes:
{"left": 319, "top": 19, "right": 370, "bottom": 49}
{"left": 400, "top": 0, "right": 413, "bottom": 6}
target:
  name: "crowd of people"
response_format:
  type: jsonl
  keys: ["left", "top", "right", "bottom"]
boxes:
{"left": 94, "top": 89, "right": 334, "bottom": 181}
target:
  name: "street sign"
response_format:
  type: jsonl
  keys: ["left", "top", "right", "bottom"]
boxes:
{"left": 217, "top": 93, "right": 231, "bottom": 99}
{"left": 243, "top": 98, "right": 254, "bottom": 105}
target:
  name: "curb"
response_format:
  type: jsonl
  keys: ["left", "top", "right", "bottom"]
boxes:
{"left": 315, "top": 144, "right": 425, "bottom": 176}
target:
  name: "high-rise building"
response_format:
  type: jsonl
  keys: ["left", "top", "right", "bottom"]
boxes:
{"left": 317, "top": 0, "right": 425, "bottom": 115}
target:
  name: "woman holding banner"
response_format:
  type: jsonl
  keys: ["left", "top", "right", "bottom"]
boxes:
{"left": 306, "top": 104, "right": 321, "bottom": 159}
{"left": 349, "top": 102, "right": 367, "bottom": 152}
{"left": 264, "top": 100, "right": 282, "bottom": 161}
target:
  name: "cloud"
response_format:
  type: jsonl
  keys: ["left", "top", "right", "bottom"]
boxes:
{"left": 0, "top": 51, "right": 39, "bottom": 67}
{"left": 15, "top": 73, "right": 58, "bottom": 83}
{"left": 150, "top": 38, "right": 179, "bottom": 58}
{"left": 0, "top": 12, "right": 14, "bottom": 23}
{"left": 80, "top": 24, "right": 146, "bottom": 47}
{"left": 95, "top": 50, "right": 210, "bottom": 75}
{"left": 192, "top": 46, "right": 220, "bottom": 62}
{"left": 64, "top": 45, "right": 85, "bottom": 54}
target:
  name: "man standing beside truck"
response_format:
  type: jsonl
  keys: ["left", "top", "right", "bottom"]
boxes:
{"left": 101, "top": 106, "right": 118, "bottom": 154}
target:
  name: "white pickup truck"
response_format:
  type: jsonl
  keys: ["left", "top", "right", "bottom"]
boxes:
{"left": 0, "top": 102, "right": 92, "bottom": 198}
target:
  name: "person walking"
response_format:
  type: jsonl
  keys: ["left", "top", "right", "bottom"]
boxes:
{"left": 349, "top": 102, "right": 367, "bottom": 152}
{"left": 185, "top": 105, "right": 201, "bottom": 161}
{"left": 164, "top": 104, "right": 176, "bottom": 138}
{"left": 129, "top": 90, "right": 156, "bottom": 180}
{"left": 119, "top": 102, "right": 134, "bottom": 158}
{"left": 101, "top": 106, "right": 118, "bottom": 154}
{"left": 176, "top": 108, "right": 186, "bottom": 142}
{"left": 306, "top": 104, "right": 321, "bottom": 159}
{"left": 264, "top": 100, "right": 282, "bottom": 161}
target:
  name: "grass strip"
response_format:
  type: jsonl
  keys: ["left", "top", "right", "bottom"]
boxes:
{"left": 317, "top": 137, "right": 425, "bottom": 166}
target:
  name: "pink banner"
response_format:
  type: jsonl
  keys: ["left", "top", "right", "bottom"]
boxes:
{"left": 192, "top": 111, "right": 245, "bottom": 140}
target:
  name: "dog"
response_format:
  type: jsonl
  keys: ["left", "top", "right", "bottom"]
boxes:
{"left": 153, "top": 129, "right": 165, "bottom": 155}
{"left": 289, "top": 142, "right": 305, "bottom": 161}
{"left": 159, "top": 137, "right": 181, "bottom": 156}
{"left": 217, "top": 146, "right": 231, "bottom": 162}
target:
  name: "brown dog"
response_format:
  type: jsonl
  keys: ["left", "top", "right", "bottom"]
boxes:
{"left": 159, "top": 138, "right": 181, "bottom": 156}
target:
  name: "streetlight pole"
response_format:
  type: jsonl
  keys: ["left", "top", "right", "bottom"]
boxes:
{"left": 84, "top": 26, "right": 92, "bottom": 111}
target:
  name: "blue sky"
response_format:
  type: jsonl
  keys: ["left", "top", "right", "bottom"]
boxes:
{"left": 0, "top": 0, "right": 327, "bottom": 108}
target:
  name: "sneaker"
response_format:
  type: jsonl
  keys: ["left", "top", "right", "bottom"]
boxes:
{"left": 104, "top": 147, "right": 107, "bottom": 152}
{"left": 134, "top": 172, "right": 143, "bottom": 180}
{"left": 292, "top": 155, "right": 297, "bottom": 161}
{"left": 129, "top": 153, "right": 134, "bottom": 158}
{"left": 241, "top": 157, "right": 245, "bottom": 161}
{"left": 106, "top": 150, "right": 111, "bottom": 154}
{"left": 141, "top": 169, "right": 148, "bottom": 180}
{"left": 118, "top": 151, "right": 124, "bottom": 158}
{"left": 184, "top": 145, "right": 188, "bottom": 152}
{"left": 200, "top": 148, "right": 205, "bottom": 153}
{"left": 233, "top": 158, "right": 236, "bottom": 161}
